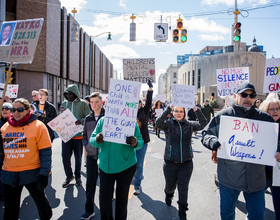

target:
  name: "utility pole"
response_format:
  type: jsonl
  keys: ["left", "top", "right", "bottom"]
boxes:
{"left": 234, "top": 0, "right": 240, "bottom": 52}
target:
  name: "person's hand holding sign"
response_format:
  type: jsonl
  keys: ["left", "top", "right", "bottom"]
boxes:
{"left": 96, "top": 133, "right": 104, "bottom": 144}
{"left": 126, "top": 136, "right": 138, "bottom": 147}
{"left": 275, "top": 152, "right": 280, "bottom": 162}
{"left": 75, "top": 120, "right": 82, "bottom": 125}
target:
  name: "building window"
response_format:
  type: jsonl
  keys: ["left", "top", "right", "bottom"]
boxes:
{"left": 198, "top": 69, "right": 201, "bottom": 89}
{"left": 192, "top": 70, "right": 195, "bottom": 86}
{"left": 188, "top": 71, "right": 190, "bottom": 85}
{"left": 173, "top": 72, "right": 176, "bottom": 78}
{"left": 48, "top": 75, "right": 53, "bottom": 103}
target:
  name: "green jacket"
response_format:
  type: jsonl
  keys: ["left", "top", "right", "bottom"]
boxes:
{"left": 61, "top": 84, "right": 91, "bottom": 137}
{"left": 90, "top": 117, "right": 143, "bottom": 174}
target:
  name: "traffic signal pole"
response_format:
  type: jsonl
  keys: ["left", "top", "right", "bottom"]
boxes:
{"left": 234, "top": 0, "right": 240, "bottom": 52}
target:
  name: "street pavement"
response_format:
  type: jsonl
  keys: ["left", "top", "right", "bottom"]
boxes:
{"left": 0, "top": 126, "right": 276, "bottom": 220}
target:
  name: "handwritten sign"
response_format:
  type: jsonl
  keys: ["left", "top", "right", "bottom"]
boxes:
{"left": 171, "top": 84, "right": 195, "bottom": 108}
{"left": 156, "top": 94, "right": 166, "bottom": 102}
{"left": 155, "top": 109, "right": 163, "bottom": 117}
{"left": 123, "top": 58, "right": 156, "bottom": 83}
{"left": 216, "top": 67, "right": 249, "bottom": 97}
{"left": 0, "top": 18, "right": 43, "bottom": 63}
{"left": 102, "top": 78, "right": 141, "bottom": 144}
{"left": 263, "top": 58, "right": 280, "bottom": 93}
{"left": 218, "top": 115, "right": 278, "bottom": 166}
{"left": 47, "top": 109, "right": 83, "bottom": 143}
{"left": 0, "top": 83, "right": 18, "bottom": 98}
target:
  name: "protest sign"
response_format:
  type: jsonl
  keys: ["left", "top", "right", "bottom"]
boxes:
{"left": 155, "top": 109, "right": 163, "bottom": 117}
{"left": 218, "top": 115, "right": 278, "bottom": 166}
{"left": 171, "top": 84, "right": 195, "bottom": 109}
{"left": 216, "top": 67, "right": 249, "bottom": 97}
{"left": 263, "top": 58, "right": 280, "bottom": 93}
{"left": 102, "top": 78, "right": 141, "bottom": 144}
{"left": 123, "top": 58, "right": 156, "bottom": 83}
{"left": 47, "top": 109, "right": 83, "bottom": 143}
{"left": 156, "top": 94, "right": 166, "bottom": 102}
{"left": 0, "top": 18, "right": 43, "bottom": 63}
{"left": 0, "top": 83, "right": 18, "bottom": 98}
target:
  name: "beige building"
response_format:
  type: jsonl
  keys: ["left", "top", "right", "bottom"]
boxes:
{"left": 178, "top": 51, "right": 266, "bottom": 107}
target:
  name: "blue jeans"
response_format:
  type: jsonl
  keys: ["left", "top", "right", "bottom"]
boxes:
{"left": 219, "top": 183, "right": 265, "bottom": 220}
{"left": 134, "top": 143, "right": 148, "bottom": 188}
{"left": 62, "top": 139, "right": 83, "bottom": 179}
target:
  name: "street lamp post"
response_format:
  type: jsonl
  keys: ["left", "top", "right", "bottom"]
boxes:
{"left": 88, "top": 32, "right": 111, "bottom": 95}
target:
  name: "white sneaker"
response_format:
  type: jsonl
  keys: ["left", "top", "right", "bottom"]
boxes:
{"left": 134, "top": 186, "right": 141, "bottom": 195}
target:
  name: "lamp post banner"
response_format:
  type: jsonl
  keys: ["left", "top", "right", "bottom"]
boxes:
{"left": 123, "top": 58, "right": 156, "bottom": 83}
{"left": 263, "top": 58, "right": 280, "bottom": 93}
{"left": 0, "top": 18, "right": 44, "bottom": 63}
{"left": 216, "top": 67, "right": 249, "bottom": 97}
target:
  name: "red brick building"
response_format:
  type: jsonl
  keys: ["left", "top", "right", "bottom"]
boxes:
{"left": 3, "top": 0, "right": 113, "bottom": 109}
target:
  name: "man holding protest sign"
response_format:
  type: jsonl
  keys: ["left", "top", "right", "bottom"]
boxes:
{"left": 60, "top": 84, "right": 91, "bottom": 188}
{"left": 201, "top": 82, "right": 280, "bottom": 220}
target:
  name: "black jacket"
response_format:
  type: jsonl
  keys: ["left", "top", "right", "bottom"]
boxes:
{"left": 156, "top": 106, "right": 207, "bottom": 163}
{"left": 35, "top": 101, "right": 57, "bottom": 141}
{"left": 201, "top": 103, "right": 279, "bottom": 192}
{"left": 137, "top": 90, "right": 153, "bottom": 144}
{"left": 83, "top": 108, "right": 105, "bottom": 159}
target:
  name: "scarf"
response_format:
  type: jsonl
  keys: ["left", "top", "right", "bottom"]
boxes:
{"left": 8, "top": 112, "right": 32, "bottom": 127}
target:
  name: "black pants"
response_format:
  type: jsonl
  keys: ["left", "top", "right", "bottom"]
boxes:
{"left": 85, "top": 156, "right": 98, "bottom": 214}
{"left": 3, "top": 181, "right": 52, "bottom": 220}
{"left": 99, "top": 164, "right": 136, "bottom": 220}
{"left": 163, "top": 159, "right": 193, "bottom": 209}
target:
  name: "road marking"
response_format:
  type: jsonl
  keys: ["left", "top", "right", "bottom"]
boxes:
{"left": 128, "top": 185, "right": 134, "bottom": 199}
{"left": 147, "top": 148, "right": 152, "bottom": 152}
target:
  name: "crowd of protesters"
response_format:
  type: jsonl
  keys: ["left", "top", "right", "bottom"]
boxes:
{"left": 0, "top": 81, "right": 280, "bottom": 220}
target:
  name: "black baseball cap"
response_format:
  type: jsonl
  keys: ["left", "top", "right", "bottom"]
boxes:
{"left": 235, "top": 82, "right": 256, "bottom": 94}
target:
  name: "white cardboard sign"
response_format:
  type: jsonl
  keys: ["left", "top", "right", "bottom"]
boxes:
{"left": 263, "top": 58, "right": 280, "bottom": 93}
{"left": 218, "top": 115, "right": 278, "bottom": 166}
{"left": 102, "top": 78, "right": 141, "bottom": 145}
{"left": 0, "top": 83, "right": 18, "bottom": 98}
{"left": 171, "top": 84, "right": 195, "bottom": 109}
{"left": 123, "top": 58, "right": 156, "bottom": 83}
{"left": 216, "top": 67, "right": 249, "bottom": 97}
{"left": 47, "top": 109, "right": 83, "bottom": 143}
{"left": 156, "top": 94, "right": 166, "bottom": 102}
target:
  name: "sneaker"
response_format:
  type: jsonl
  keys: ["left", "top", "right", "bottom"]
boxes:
{"left": 76, "top": 178, "right": 82, "bottom": 186}
{"left": 81, "top": 212, "right": 95, "bottom": 220}
{"left": 62, "top": 176, "right": 75, "bottom": 188}
{"left": 134, "top": 186, "right": 141, "bottom": 195}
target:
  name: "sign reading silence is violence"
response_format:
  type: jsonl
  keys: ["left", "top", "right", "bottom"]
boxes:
{"left": 102, "top": 78, "right": 141, "bottom": 145}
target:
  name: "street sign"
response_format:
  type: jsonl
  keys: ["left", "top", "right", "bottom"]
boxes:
{"left": 154, "top": 23, "right": 168, "bottom": 41}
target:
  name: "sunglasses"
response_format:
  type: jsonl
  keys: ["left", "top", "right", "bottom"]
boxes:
{"left": 11, "top": 107, "right": 27, "bottom": 113}
{"left": 239, "top": 93, "right": 256, "bottom": 99}
{"left": 2, "top": 107, "right": 11, "bottom": 111}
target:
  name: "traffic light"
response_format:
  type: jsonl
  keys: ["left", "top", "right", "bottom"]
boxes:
{"left": 233, "top": 22, "right": 241, "bottom": 43}
{"left": 172, "top": 29, "right": 179, "bottom": 43}
{"left": 176, "top": 18, "right": 183, "bottom": 30}
{"left": 4, "top": 71, "right": 13, "bottom": 84}
{"left": 181, "top": 29, "right": 187, "bottom": 43}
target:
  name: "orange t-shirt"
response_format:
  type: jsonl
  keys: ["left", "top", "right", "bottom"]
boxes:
{"left": 1, "top": 120, "right": 52, "bottom": 172}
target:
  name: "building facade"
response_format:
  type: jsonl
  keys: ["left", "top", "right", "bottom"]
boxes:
{"left": 1, "top": 0, "right": 113, "bottom": 109}
{"left": 161, "top": 64, "right": 180, "bottom": 101}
